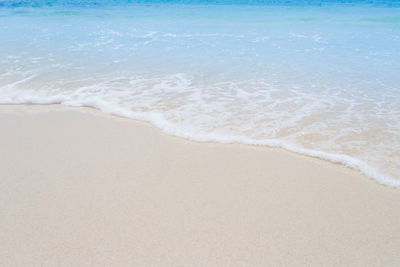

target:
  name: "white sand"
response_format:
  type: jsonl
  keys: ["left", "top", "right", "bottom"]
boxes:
{"left": 1, "top": 104, "right": 400, "bottom": 266}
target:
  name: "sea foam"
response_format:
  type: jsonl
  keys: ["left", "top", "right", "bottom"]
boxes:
{"left": 1, "top": 75, "right": 399, "bottom": 188}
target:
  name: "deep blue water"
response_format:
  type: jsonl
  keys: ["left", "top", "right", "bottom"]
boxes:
{"left": 1, "top": 0, "right": 400, "bottom": 7}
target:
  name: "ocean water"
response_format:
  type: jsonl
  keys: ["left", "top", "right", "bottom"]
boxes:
{"left": 1, "top": 0, "right": 400, "bottom": 186}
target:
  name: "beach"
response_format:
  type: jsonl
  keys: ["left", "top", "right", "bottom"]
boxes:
{"left": 1, "top": 104, "right": 400, "bottom": 266}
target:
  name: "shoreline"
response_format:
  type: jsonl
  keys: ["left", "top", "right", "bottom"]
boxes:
{"left": 1, "top": 104, "right": 400, "bottom": 266}
{"left": 1, "top": 102, "right": 398, "bottom": 188}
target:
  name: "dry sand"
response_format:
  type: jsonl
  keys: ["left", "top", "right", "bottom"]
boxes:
{"left": 1, "top": 104, "right": 400, "bottom": 266}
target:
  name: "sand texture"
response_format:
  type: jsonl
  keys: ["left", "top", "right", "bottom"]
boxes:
{"left": 1, "top": 105, "right": 400, "bottom": 266}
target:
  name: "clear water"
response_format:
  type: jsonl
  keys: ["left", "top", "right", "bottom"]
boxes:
{"left": 1, "top": 0, "right": 400, "bottom": 186}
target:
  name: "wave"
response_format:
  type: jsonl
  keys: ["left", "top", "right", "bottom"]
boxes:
{"left": 1, "top": 91, "right": 399, "bottom": 188}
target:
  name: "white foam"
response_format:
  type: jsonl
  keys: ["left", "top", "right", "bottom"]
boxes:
{"left": 0, "top": 87, "right": 399, "bottom": 188}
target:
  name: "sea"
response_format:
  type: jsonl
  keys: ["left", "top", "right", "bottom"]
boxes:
{"left": 1, "top": 0, "right": 399, "bottom": 186}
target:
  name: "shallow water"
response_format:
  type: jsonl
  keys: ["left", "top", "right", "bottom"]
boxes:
{"left": 1, "top": 0, "right": 400, "bottom": 186}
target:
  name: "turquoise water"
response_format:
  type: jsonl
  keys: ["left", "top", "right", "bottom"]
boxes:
{"left": 1, "top": 1, "right": 400, "bottom": 186}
